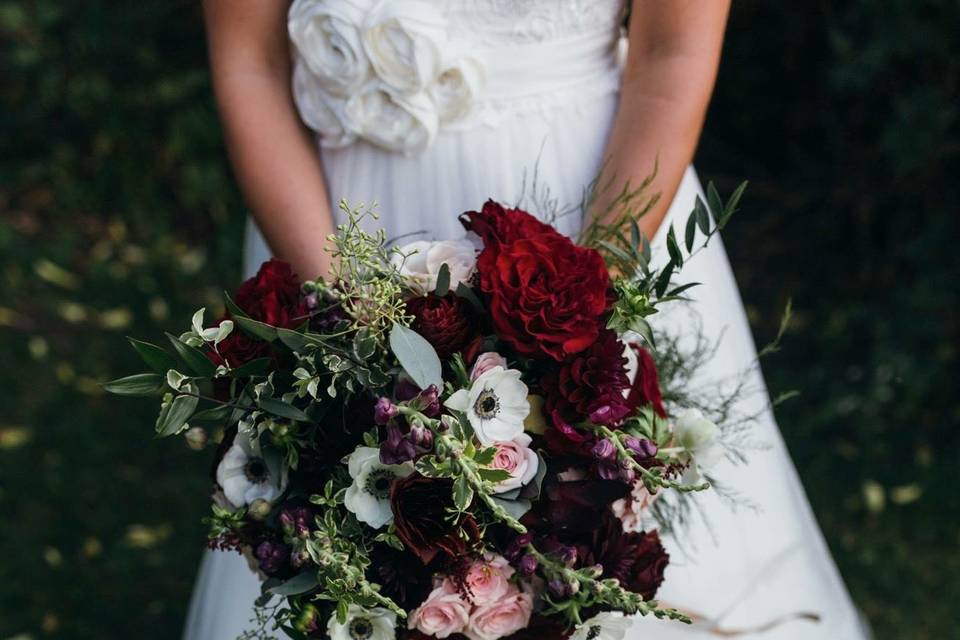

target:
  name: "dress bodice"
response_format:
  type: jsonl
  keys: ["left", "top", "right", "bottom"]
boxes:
{"left": 288, "top": 0, "right": 626, "bottom": 155}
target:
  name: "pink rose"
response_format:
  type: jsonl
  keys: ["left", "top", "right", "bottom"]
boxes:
{"left": 470, "top": 351, "right": 508, "bottom": 382}
{"left": 489, "top": 434, "right": 539, "bottom": 494}
{"left": 409, "top": 580, "right": 470, "bottom": 639}
{"left": 464, "top": 587, "right": 533, "bottom": 640}
{"left": 464, "top": 554, "right": 514, "bottom": 606}
{"left": 611, "top": 479, "right": 659, "bottom": 533}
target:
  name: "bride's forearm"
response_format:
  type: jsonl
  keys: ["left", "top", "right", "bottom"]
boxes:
{"left": 205, "top": 0, "right": 335, "bottom": 281}
{"left": 594, "top": 0, "right": 730, "bottom": 240}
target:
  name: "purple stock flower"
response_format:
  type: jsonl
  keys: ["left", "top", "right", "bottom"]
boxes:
{"left": 380, "top": 424, "right": 417, "bottom": 465}
{"left": 374, "top": 397, "right": 399, "bottom": 425}
{"left": 592, "top": 438, "right": 616, "bottom": 461}
{"left": 625, "top": 436, "right": 658, "bottom": 458}
{"left": 519, "top": 554, "right": 539, "bottom": 576}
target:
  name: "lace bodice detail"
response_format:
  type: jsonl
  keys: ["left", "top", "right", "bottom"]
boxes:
{"left": 448, "top": 0, "right": 624, "bottom": 45}
{"left": 288, "top": 0, "right": 626, "bottom": 155}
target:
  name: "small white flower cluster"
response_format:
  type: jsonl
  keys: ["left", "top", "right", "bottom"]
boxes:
{"left": 289, "top": 0, "right": 486, "bottom": 155}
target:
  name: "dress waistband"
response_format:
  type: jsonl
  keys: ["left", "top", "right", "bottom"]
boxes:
{"left": 289, "top": 0, "right": 623, "bottom": 155}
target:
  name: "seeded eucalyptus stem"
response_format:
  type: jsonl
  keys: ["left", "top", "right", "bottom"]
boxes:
{"left": 589, "top": 424, "right": 710, "bottom": 493}
{"left": 396, "top": 406, "right": 528, "bottom": 534}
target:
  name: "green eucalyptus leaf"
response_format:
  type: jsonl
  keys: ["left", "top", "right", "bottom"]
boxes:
{"left": 666, "top": 226, "right": 683, "bottom": 267}
{"left": 389, "top": 324, "right": 443, "bottom": 390}
{"left": 103, "top": 373, "right": 165, "bottom": 396}
{"left": 434, "top": 263, "right": 451, "bottom": 297}
{"left": 127, "top": 338, "right": 179, "bottom": 374}
{"left": 268, "top": 571, "right": 320, "bottom": 596}
{"left": 165, "top": 332, "right": 216, "bottom": 377}
{"left": 455, "top": 282, "right": 484, "bottom": 311}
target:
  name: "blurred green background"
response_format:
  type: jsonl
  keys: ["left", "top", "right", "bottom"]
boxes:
{"left": 1, "top": 1, "right": 957, "bottom": 638}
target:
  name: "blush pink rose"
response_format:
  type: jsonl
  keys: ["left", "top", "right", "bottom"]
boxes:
{"left": 470, "top": 352, "right": 508, "bottom": 382}
{"left": 464, "top": 554, "right": 514, "bottom": 606}
{"left": 489, "top": 434, "right": 539, "bottom": 494}
{"left": 409, "top": 580, "right": 470, "bottom": 639}
{"left": 611, "top": 479, "right": 659, "bottom": 533}
{"left": 464, "top": 587, "right": 533, "bottom": 640}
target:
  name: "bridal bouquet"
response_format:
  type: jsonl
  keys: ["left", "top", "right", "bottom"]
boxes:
{"left": 108, "top": 184, "right": 746, "bottom": 640}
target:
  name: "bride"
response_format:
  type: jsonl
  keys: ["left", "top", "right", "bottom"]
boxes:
{"left": 186, "top": 1, "right": 869, "bottom": 638}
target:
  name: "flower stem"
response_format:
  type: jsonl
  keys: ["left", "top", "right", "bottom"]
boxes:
{"left": 590, "top": 424, "right": 710, "bottom": 493}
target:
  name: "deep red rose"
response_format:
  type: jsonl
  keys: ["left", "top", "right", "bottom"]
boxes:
{"left": 406, "top": 293, "right": 482, "bottom": 361}
{"left": 542, "top": 329, "right": 632, "bottom": 441}
{"left": 391, "top": 474, "right": 481, "bottom": 565}
{"left": 462, "top": 201, "right": 611, "bottom": 362}
{"left": 626, "top": 343, "right": 667, "bottom": 418}
{"left": 214, "top": 259, "right": 307, "bottom": 367}
{"left": 520, "top": 467, "right": 629, "bottom": 536}
{"left": 582, "top": 514, "right": 669, "bottom": 601}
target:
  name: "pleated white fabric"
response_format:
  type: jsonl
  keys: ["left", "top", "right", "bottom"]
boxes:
{"left": 185, "top": 4, "right": 869, "bottom": 639}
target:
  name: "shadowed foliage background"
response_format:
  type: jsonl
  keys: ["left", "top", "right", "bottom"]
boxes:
{"left": 1, "top": 1, "right": 957, "bottom": 638}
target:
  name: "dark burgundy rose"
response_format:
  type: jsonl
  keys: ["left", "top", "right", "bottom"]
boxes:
{"left": 368, "top": 545, "right": 435, "bottom": 610}
{"left": 214, "top": 259, "right": 308, "bottom": 367}
{"left": 626, "top": 343, "right": 667, "bottom": 418}
{"left": 582, "top": 514, "right": 669, "bottom": 601}
{"left": 542, "top": 329, "right": 632, "bottom": 441}
{"left": 406, "top": 292, "right": 482, "bottom": 361}
{"left": 461, "top": 201, "right": 612, "bottom": 362}
{"left": 502, "top": 615, "right": 571, "bottom": 640}
{"left": 521, "top": 468, "right": 629, "bottom": 536}
{"left": 391, "top": 474, "right": 481, "bottom": 565}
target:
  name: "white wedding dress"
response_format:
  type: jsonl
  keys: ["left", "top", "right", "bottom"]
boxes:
{"left": 185, "top": 1, "right": 870, "bottom": 638}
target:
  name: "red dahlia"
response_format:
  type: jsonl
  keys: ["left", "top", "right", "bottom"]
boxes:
{"left": 542, "top": 329, "right": 632, "bottom": 441}
{"left": 461, "top": 201, "right": 611, "bottom": 362}
{"left": 406, "top": 292, "right": 482, "bottom": 361}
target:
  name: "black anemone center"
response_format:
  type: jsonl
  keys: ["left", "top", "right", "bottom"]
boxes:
{"left": 586, "top": 625, "right": 602, "bottom": 640}
{"left": 244, "top": 458, "right": 269, "bottom": 483}
{"left": 474, "top": 389, "right": 500, "bottom": 419}
{"left": 364, "top": 469, "right": 397, "bottom": 500}
{"left": 349, "top": 617, "right": 374, "bottom": 639}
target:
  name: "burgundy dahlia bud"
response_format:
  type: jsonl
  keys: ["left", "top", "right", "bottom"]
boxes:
{"left": 591, "top": 438, "right": 617, "bottom": 461}
{"left": 374, "top": 397, "right": 399, "bottom": 425}
{"left": 293, "top": 603, "right": 320, "bottom": 634}
{"left": 519, "top": 554, "right": 539, "bottom": 576}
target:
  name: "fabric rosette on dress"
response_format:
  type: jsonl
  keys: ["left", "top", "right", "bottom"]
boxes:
{"left": 289, "top": 0, "right": 487, "bottom": 155}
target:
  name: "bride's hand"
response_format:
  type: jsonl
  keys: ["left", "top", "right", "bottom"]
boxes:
{"left": 204, "top": 0, "right": 336, "bottom": 281}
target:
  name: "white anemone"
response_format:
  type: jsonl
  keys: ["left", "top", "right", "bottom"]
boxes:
{"left": 215, "top": 432, "right": 287, "bottom": 509}
{"left": 445, "top": 366, "right": 529, "bottom": 446}
{"left": 327, "top": 604, "right": 397, "bottom": 640}
{"left": 344, "top": 446, "right": 414, "bottom": 529}
{"left": 571, "top": 611, "right": 632, "bottom": 640}
{"left": 674, "top": 407, "right": 725, "bottom": 480}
